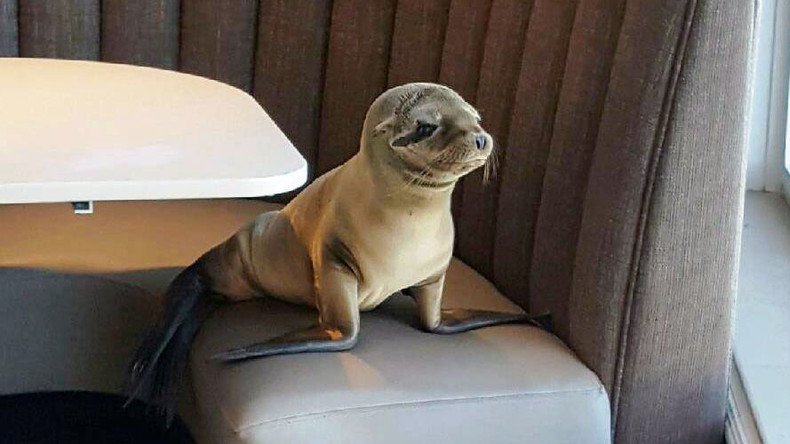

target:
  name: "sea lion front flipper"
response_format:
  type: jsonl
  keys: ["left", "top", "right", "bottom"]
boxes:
{"left": 210, "top": 324, "right": 358, "bottom": 362}
{"left": 212, "top": 248, "right": 361, "bottom": 363}
{"left": 408, "top": 275, "right": 551, "bottom": 334}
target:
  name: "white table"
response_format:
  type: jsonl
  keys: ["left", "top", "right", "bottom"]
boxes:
{"left": 0, "top": 58, "right": 307, "bottom": 206}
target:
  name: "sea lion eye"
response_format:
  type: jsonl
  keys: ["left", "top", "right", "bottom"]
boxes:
{"left": 391, "top": 122, "right": 438, "bottom": 147}
{"left": 414, "top": 122, "right": 437, "bottom": 141}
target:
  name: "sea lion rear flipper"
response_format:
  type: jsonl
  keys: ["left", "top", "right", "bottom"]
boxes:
{"left": 430, "top": 309, "right": 552, "bottom": 334}
{"left": 408, "top": 275, "right": 552, "bottom": 334}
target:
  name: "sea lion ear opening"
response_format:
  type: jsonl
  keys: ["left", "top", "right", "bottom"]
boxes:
{"left": 373, "top": 116, "right": 397, "bottom": 137}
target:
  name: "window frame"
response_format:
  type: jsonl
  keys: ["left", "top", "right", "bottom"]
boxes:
{"left": 781, "top": 0, "right": 790, "bottom": 206}
{"left": 749, "top": 0, "right": 790, "bottom": 197}
{"left": 766, "top": 0, "right": 789, "bottom": 194}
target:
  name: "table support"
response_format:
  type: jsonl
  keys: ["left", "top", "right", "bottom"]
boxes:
{"left": 72, "top": 202, "right": 94, "bottom": 215}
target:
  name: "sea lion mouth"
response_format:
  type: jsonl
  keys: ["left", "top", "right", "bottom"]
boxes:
{"left": 397, "top": 159, "right": 489, "bottom": 190}
{"left": 396, "top": 155, "right": 429, "bottom": 175}
{"left": 395, "top": 150, "right": 487, "bottom": 172}
{"left": 401, "top": 169, "right": 457, "bottom": 189}
{"left": 392, "top": 150, "right": 488, "bottom": 189}
{"left": 433, "top": 158, "right": 487, "bottom": 171}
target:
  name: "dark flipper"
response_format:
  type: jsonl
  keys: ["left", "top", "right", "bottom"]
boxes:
{"left": 430, "top": 308, "right": 552, "bottom": 334}
{"left": 125, "top": 260, "right": 219, "bottom": 425}
{"left": 210, "top": 325, "right": 358, "bottom": 363}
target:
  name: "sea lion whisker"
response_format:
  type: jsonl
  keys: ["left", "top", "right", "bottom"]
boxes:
{"left": 412, "top": 151, "right": 454, "bottom": 188}
{"left": 392, "top": 149, "right": 449, "bottom": 194}
{"left": 411, "top": 163, "right": 435, "bottom": 188}
{"left": 424, "top": 149, "right": 454, "bottom": 170}
{"left": 482, "top": 145, "right": 499, "bottom": 183}
{"left": 404, "top": 154, "right": 445, "bottom": 191}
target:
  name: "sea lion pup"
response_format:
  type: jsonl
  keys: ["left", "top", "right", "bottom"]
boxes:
{"left": 126, "top": 82, "right": 544, "bottom": 422}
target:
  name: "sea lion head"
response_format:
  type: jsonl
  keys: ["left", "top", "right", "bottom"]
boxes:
{"left": 362, "top": 83, "right": 494, "bottom": 192}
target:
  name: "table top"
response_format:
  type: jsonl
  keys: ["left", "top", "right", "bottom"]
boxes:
{"left": 0, "top": 58, "right": 307, "bottom": 204}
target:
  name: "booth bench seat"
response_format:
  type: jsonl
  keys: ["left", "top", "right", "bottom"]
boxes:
{"left": 192, "top": 258, "right": 609, "bottom": 444}
{"left": 0, "top": 199, "right": 609, "bottom": 443}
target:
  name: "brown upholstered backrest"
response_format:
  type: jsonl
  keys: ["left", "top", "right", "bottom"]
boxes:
{"left": 0, "top": 1, "right": 754, "bottom": 442}
{"left": 0, "top": 0, "right": 612, "bottom": 317}
{"left": 1, "top": 1, "right": 573, "bottom": 310}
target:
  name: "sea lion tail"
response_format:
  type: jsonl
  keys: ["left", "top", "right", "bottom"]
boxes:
{"left": 124, "top": 260, "right": 219, "bottom": 425}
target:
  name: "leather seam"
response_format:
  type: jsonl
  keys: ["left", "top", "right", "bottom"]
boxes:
{"left": 610, "top": 0, "right": 700, "bottom": 429}
{"left": 233, "top": 386, "right": 606, "bottom": 433}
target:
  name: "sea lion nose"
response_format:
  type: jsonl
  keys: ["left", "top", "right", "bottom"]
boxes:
{"left": 474, "top": 134, "right": 487, "bottom": 150}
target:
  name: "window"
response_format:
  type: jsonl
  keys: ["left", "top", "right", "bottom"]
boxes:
{"left": 746, "top": 0, "right": 788, "bottom": 196}
{"left": 732, "top": 1, "right": 790, "bottom": 443}
{"left": 785, "top": 128, "right": 790, "bottom": 204}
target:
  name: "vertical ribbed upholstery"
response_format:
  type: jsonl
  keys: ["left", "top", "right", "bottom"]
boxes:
{"left": 528, "top": 0, "right": 626, "bottom": 340}
{"left": 568, "top": 1, "right": 752, "bottom": 441}
{"left": 564, "top": 0, "right": 697, "bottom": 412}
{"left": 455, "top": 0, "right": 533, "bottom": 277}
{"left": 5, "top": 1, "right": 754, "bottom": 441}
{"left": 18, "top": 0, "right": 99, "bottom": 59}
{"left": 0, "top": 0, "right": 17, "bottom": 56}
{"left": 386, "top": 0, "right": 450, "bottom": 87}
{"left": 317, "top": 0, "right": 396, "bottom": 175}
{"left": 437, "top": 0, "right": 491, "bottom": 216}
{"left": 180, "top": 0, "right": 258, "bottom": 92}
{"left": 100, "top": 0, "right": 179, "bottom": 69}
{"left": 492, "top": 0, "right": 579, "bottom": 308}
{"left": 253, "top": 0, "right": 331, "bottom": 177}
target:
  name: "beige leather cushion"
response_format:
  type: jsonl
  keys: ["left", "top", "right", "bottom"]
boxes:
{"left": 0, "top": 268, "right": 155, "bottom": 395}
{"left": 192, "top": 259, "right": 610, "bottom": 444}
{"left": 0, "top": 199, "right": 280, "bottom": 293}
